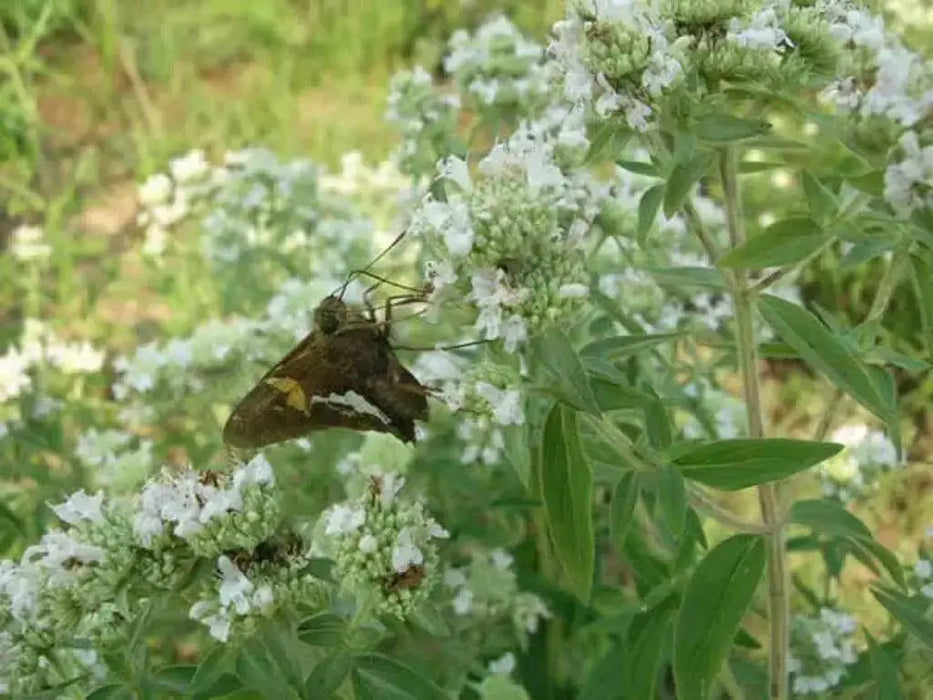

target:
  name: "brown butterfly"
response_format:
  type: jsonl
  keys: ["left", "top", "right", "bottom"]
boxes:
{"left": 222, "top": 293, "right": 429, "bottom": 449}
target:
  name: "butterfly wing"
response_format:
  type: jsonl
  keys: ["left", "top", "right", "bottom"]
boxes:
{"left": 222, "top": 326, "right": 420, "bottom": 448}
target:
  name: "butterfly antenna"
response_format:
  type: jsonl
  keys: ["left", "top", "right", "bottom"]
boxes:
{"left": 393, "top": 338, "right": 492, "bottom": 352}
{"left": 337, "top": 229, "right": 409, "bottom": 299}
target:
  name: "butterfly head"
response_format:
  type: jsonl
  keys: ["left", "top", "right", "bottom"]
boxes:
{"left": 314, "top": 295, "right": 349, "bottom": 334}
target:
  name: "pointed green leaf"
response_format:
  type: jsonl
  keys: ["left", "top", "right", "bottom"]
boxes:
{"left": 719, "top": 217, "right": 828, "bottom": 268}
{"left": 658, "top": 466, "right": 687, "bottom": 537}
{"left": 664, "top": 152, "right": 713, "bottom": 217}
{"left": 758, "top": 295, "right": 895, "bottom": 423}
{"left": 871, "top": 587, "right": 933, "bottom": 651}
{"left": 802, "top": 172, "right": 838, "bottom": 223}
{"left": 618, "top": 159, "right": 659, "bottom": 176}
{"left": 637, "top": 184, "right": 665, "bottom": 242}
{"left": 625, "top": 603, "right": 676, "bottom": 700}
{"left": 541, "top": 404, "right": 595, "bottom": 602}
{"left": 610, "top": 472, "right": 639, "bottom": 557}
{"left": 649, "top": 266, "right": 729, "bottom": 290}
{"left": 671, "top": 439, "right": 842, "bottom": 490}
{"left": 790, "top": 499, "right": 872, "bottom": 539}
{"left": 530, "top": 329, "right": 601, "bottom": 415}
{"left": 304, "top": 651, "right": 353, "bottom": 698}
{"left": 909, "top": 252, "right": 933, "bottom": 355}
{"left": 674, "top": 535, "right": 766, "bottom": 700}
{"left": 866, "top": 631, "right": 904, "bottom": 700}
{"left": 695, "top": 114, "right": 770, "bottom": 142}
{"left": 581, "top": 333, "right": 681, "bottom": 359}
{"left": 297, "top": 613, "right": 345, "bottom": 647}
{"left": 351, "top": 654, "right": 447, "bottom": 700}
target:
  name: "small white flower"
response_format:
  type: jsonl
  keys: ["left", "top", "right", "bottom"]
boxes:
{"left": 488, "top": 652, "right": 516, "bottom": 675}
{"left": 490, "top": 548, "right": 514, "bottom": 570}
{"left": 475, "top": 383, "right": 524, "bottom": 426}
{"left": 501, "top": 315, "right": 528, "bottom": 354}
{"left": 217, "top": 556, "right": 254, "bottom": 614}
{"left": 170, "top": 149, "right": 210, "bottom": 183}
{"left": 438, "top": 156, "right": 472, "bottom": 191}
{"left": 10, "top": 225, "right": 52, "bottom": 261}
{"left": 0, "top": 349, "right": 33, "bottom": 402}
{"left": 380, "top": 473, "right": 406, "bottom": 509}
{"left": 253, "top": 585, "right": 274, "bottom": 612}
{"left": 558, "top": 283, "right": 589, "bottom": 299}
{"left": 391, "top": 527, "right": 424, "bottom": 572}
{"left": 324, "top": 504, "right": 366, "bottom": 536}
{"left": 233, "top": 453, "right": 275, "bottom": 489}
{"left": 49, "top": 490, "right": 105, "bottom": 525}
{"left": 453, "top": 586, "right": 474, "bottom": 615}
{"left": 358, "top": 534, "right": 378, "bottom": 553}
{"left": 139, "top": 173, "right": 173, "bottom": 206}
{"left": 915, "top": 559, "right": 933, "bottom": 579}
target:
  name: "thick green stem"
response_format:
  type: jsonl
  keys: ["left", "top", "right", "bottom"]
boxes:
{"left": 719, "top": 146, "right": 788, "bottom": 700}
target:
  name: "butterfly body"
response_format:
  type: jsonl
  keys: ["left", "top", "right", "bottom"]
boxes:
{"left": 223, "top": 296, "right": 428, "bottom": 448}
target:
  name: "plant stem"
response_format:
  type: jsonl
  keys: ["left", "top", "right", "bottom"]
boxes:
{"left": 865, "top": 246, "right": 907, "bottom": 325}
{"left": 719, "top": 146, "right": 788, "bottom": 700}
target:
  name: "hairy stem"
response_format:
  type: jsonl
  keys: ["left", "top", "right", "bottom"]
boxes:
{"left": 719, "top": 146, "right": 788, "bottom": 700}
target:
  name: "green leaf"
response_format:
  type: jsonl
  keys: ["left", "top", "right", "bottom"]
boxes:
{"left": 541, "top": 404, "right": 595, "bottom": 602}
{"left": 260, "top": 620, "right": 306, "bottom": 693}
{"left": 758, "top": 295, "right": 895, "bottom": 423}
{"left": 848, "top": 537, "right": 906, "bottom": 589}
{"left": 297, "top": 612, "right": 345, "bottom": 647}
{"left": 637, "top": 184, "right": 665, "bottom": 242}
{"left": 475, "top": 675, "right": 531, "bottom": 700}
{"left": 530, "top": 329, "right": 601, "bottom": 415}
{"left": 649, "top": 266, "right": 729, "bottom": 290}
{"left": 695, "top": 114, "right": 770, "bottom": 142}
{"left": 579, "top": 644, "right": 626, "bottom": 700}
{"left": 86, "top": 685, "right": 132, "bottom": 700}
{"left": 674, "top": 535, "right": 766, "bottom": 700}
{"left": 657, "top": 466, "right": 687, "bottom": 537}
{"left": 625, "top": 603, "right": 676, "bottom": 700}
{"left": 802, "top": 172, "right": 838, "bottom": 223}
{"left": 664, "top": 152, "right": 713, "bottom": 217}
{"left": 188, "top": 645, "right": 236, "bottom": 695}
{"left": 866, "top": 631, "right": 904, "bottom": 700}
{"left": 671, "top": 439, "right": 842, "bottom": 490}
{"left": 304, "top": 651, "right": 353, "bottom": 698}
{"left": 910, "top": 252, "right": 933, "bottom": 356}
{"left": 409, "top": 602, "right": 451, "bottom": 637}
{"left": 871, "top": 587, "right": 933, "bottom": 651}
{"left": 581, "top": 333, "right": 681, "bottom": 359}
{"left": 719, "top": 217, "right": 828, "bottom": 268}
{"left": 790, "top": 499, "right": 872, "bottom": 539}
{"left": 617, "top": 159, "right": 659, "bottom": 176}
{"left": 148, "top": 665, "right": 197, "bottom": 693}
{"left": 351, "top": 654, "right": 448, "bottom": 700}
{"left": 610, "top": 472, "right": 639, "bottom": 557}
{"left": 236, "top": 643, "right": 298, "bottom": 698}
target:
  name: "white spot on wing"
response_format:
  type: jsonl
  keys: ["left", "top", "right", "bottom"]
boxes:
{"left": 311, "top": 391, "right": 390, "bottom": 425}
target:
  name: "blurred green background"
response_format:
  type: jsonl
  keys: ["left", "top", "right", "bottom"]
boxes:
{"left": 1, "top": 0, "right": 932, "bottom": 647}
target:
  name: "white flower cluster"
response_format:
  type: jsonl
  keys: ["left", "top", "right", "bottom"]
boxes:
{"left": 443, "top": 548, "right": 551, "bottom": 641}
{"left": 9, "top": 224, "right": 52, "bottom": 262}
{"left": 134, "top": 455, "right": 280, "bottom": 556}
{"left": 727, "top": 4, "right": 793, "bottom": 52}
{"left": 789, "top": 608, "right": 859, "bottom": 695}
{"left": 385, "top": 66, "right": 461, "bottom": 179}
{"left": 188, "top": 555, "right": 276, "bottom": 642}
{"left": 138, "top": 148, "right": 370, "bottom": 280}
{"left": 681, "top": 380, "right": 747, "bottom": 440}
{"left": 0, "top": 490, "right": 127, "bottom": 696}
{"left": 883, "top": 131, "right": 933, "bottom": 219}
{"left": 319, "top": 150, "right": 410, "bottom": 198}
{"left": 75, "top": 428, "right": 153, "bottom": 492}
{"left": 0, "top": 319, "right": 105, "bottom": 407}
{"left": 413, "top": 350, "right": 523, "bottom": 463}
{"left": 548, "top": 3, "right": 687, "bottom": 131}
{"left": 819, "top": 423, "right": 900, "bottom": 502}
{"left": 445, "top": 16, "right": 548, "bottom": 111}
{"left": 818, "top": 1, "right": 932, "bottom": 128}
{"left": 322, "top": 473, "right": 449, "bottom": 617}
{"left": 411, "top": 129, "right": 598, "bottom": 352}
